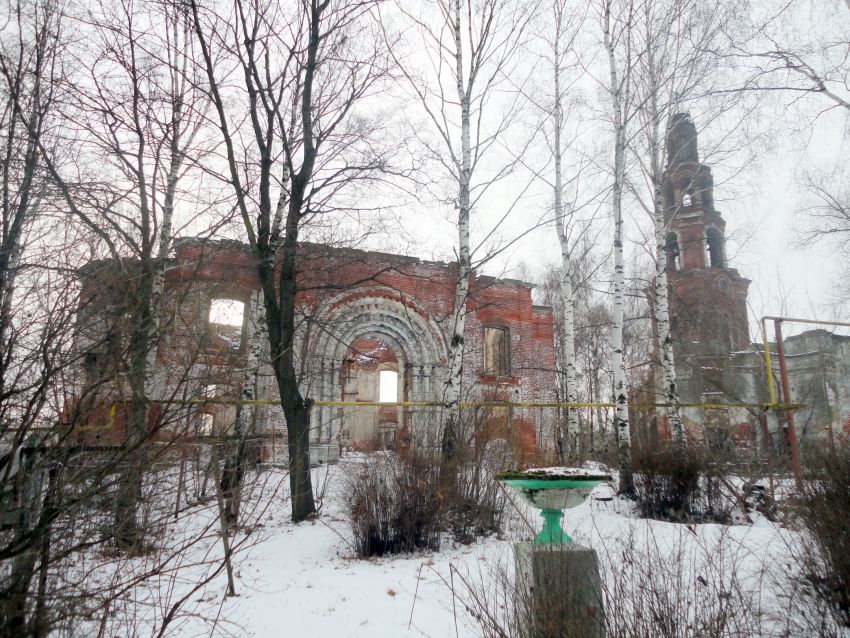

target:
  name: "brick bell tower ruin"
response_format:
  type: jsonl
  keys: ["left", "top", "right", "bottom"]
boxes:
{"left": 662, "top": 113, "right": 751, "bottom": 443}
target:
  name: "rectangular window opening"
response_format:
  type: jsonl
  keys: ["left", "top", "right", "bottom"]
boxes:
{"left": 208, "top": 298, "right": 245, "bottom": 351}
{"left": 379, "top": 370, "right": 398, "bottom": 403}
{"left": 200, "top": 413, "right": 214, "bottom": 436}
{"left": 483, "top": 327, "right": 509, "bottom": 376}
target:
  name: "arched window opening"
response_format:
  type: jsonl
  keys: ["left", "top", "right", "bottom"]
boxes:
{"left": 340, "top": 337, "right": 403, "bottom": 448}
{"left": 208, "top": 298, "right": 245, "bottom": 351}
{"left": 705, "top": 227, "right": 725, "bottom": 268}
{"left": 699, "top": 173, "right": 714, "bottom": 210}
{"left": 379, "top": 370, "right": 398, "bottom": 403}
{"left": 666, "top": 232, "right": 681, "bottom": 271}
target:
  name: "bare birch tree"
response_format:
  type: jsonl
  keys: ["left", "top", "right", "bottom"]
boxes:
{"left": 730, "top": 0, "right": 849, "bottom": 116}
{"left": 537, "top": 233, "right": 612, "bottom": 459}
{"left": 629, "top": 0, "right": 742, "bottom": 444}
{"left": 542, "top": 0, "right": 588, "bottom": 460}
{"left": 599, "top": 0, "right": 637, "bottom": 494}
{"left": 0, "top": 0, "right": 209, "bottom": 629}
{"left": 220, "top": 290, "right": 267, "bottom": 525}
{"left": 802, "top": 172, "right": 850, "bottom": 243}
{"left": 0, "top": 0, "right": 211, "bottom": 553}
{"left": 391, "top": 0, "right": 533, "bottom": 464}
{"left": 0, "top": 0, "right": 60, "bottom": 396}
{"left": 733, "top": 0, "right": 850, "bottom": 300}
{"left": 634, "top": 0, "right": 685, "bottom": 444}
{"left": 0, "top": 1, "right": 77, "bottom": 631}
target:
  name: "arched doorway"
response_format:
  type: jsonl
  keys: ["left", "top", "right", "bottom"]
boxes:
{"left": 306, "top": 288, "right": 447, "bottom": 463}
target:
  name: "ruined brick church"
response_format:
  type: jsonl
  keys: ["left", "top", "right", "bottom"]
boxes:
{"left": 73, "top": 240, "right": 558, "bottom": 462}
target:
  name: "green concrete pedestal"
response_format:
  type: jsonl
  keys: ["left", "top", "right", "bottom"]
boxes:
{"left": 514, "top": 542, "right": 605, "bottom": 638}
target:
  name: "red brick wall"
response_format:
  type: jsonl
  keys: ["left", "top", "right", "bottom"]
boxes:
{"left": 73, "top": 239, "right": 558, "bottom": 457}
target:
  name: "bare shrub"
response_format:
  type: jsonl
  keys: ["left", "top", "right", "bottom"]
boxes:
{"left": 2, "top": 449, "right": 286, "bottom": 637}
{"left": 632, "top": 444, "right": 738, "bottom": 523}
{"left": 601, "top": 526, "right": 767, "bottom": 638}
{"left": 342, "top": 406, "right": 518, "bottom": 556}
{"left": 796, "top": 445, "right": 850, "bottom": 629}
{"left": 443, "top": 434, "right": 514, "bottom": 544}
{"left": 343, "top": 452, "right": 444, "bottom": 557}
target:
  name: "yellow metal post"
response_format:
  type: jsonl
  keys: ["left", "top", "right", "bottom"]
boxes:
{"left": 761, "top": 318, "right": 777, "bottom": 407}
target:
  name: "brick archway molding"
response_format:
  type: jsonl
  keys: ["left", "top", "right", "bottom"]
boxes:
{"left": 305, "top": 287, "right": 448, "bottom": 462}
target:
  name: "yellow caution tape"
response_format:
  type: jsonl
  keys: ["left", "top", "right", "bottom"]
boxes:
{"left": 81, "top": 398, "right": 804, "bottom": 411}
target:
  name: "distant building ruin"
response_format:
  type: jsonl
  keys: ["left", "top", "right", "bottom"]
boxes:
{"left": 71, "top": 239, "right": 558, "bottom": 463}
{"left": 733, "top": 329, "right": 850, "bottom": 452}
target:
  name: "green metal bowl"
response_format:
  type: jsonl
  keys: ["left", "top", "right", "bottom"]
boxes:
{"left": 499, "top": 471, "right": 611, "bottom": 545}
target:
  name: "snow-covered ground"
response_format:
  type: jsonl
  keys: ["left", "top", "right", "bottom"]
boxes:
{"left": 150, "top": 461, "right": 511, "bottom": 638}
{"left": 74, "top": 457, "right": 844, "bottom": 637}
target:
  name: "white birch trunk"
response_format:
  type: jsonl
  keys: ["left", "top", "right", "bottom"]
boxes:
{"left": 603, "top": 5, "right": 634, "bottom": 494}
{"left": 141, "top": 166, "right": 177, "bottom": 398}
{"left": 237, "top": 291, "right": 267, "bottom": 435}
{"left": 552, "top": 7, "right": 580, "bottom": 460}
{"left": 221, "top": 290, "right": 267, "bottom": 525}
{"left": 443, "top": 0, "right": 472, "bottom": 459}
{"left": 143, "top": 17, "right": 187, "bottom": 397}
{"left": 652, "top": 190, "right": 684, "bottom": 442}
{"left": 556, "top": 233, "right": 579, "bottom": 456}
{"left": 641, "top": 6, "right": 684, "bottom": 445}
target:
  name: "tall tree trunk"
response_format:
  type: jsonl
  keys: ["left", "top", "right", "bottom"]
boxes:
{"left": 113, "top": 14, "right": 190, "bottom": 548}
{"left": 190, "top": 0, "right": 386, "bottom": 521}
{"left": 113, "top": 281, "right": 153, "bottom": 549}
{"left": 221, "top": 292, "right": 265, "bottom": 526}
{"left": 642, "top": 9, "right": 684, "bottom": 445}
{"left": 189, "top": 0, "right": 319, "bottom": 522}
{"left": 552, "top": 9, "right": 580, "bottom": 460}
{"left": 442, "top": 0, "right": 472, "bottom": 465}
{"left": 31, "top": 462, "right": 58, "bottom": 638}
{"left": 0, "top": 8, "right": 49, "bottom": 394}
{"left": 3, "top": 549, "right": 37, "bottom": 637}
{"left": 603, "top": 4, "right": 634, "bottom": 495}
{"left": 277, "top": 179, "right": 316, "bottom": 521}
{"left": 1, "top": 451, "right": 42, "bottom": 636}
{"left": 143, "top": 14, "right": 187, "bottom": 388}
{"left": 114, "top": 85, "right": 156, "bottom": 551}
{"left": 652, "top": 189, "right": 684, "bottom": 442}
